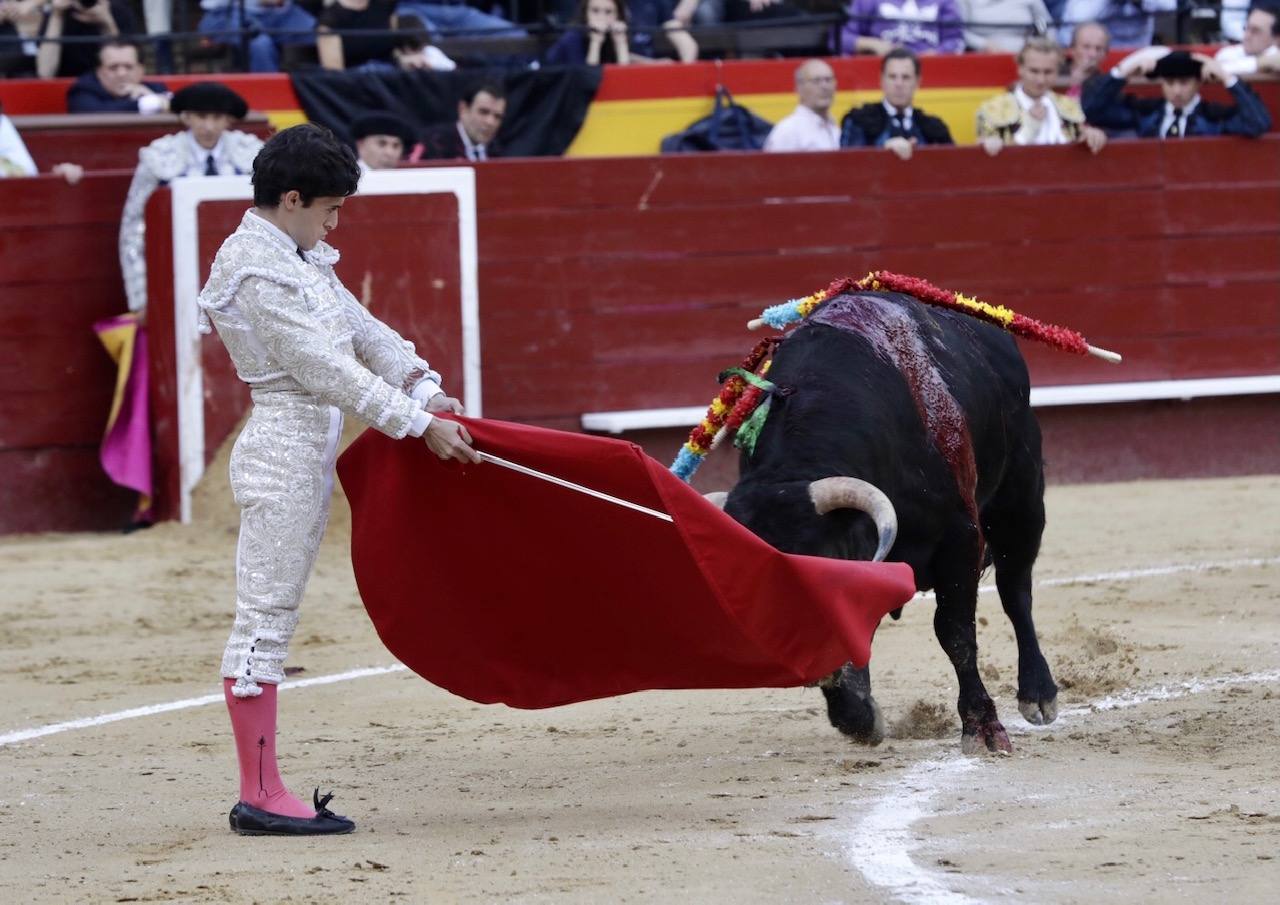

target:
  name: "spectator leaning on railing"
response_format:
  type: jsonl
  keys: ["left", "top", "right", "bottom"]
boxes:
{"left": 198, "top": 0, "right": 318, "bottom": 73}
{"left": 976, "top": 36, "right": 1107, "bottom": 154}
{"left": 959, "top": 0, "right": 1050, "bottom": 54}
{"left": 627, "top": 0, "right": 699, "bottom": 62}
{"left": 764, "top": 59, "right": 840, "bottom": 152}
{"left": 66, "top": 38, "right": 169, "bottom": 113}
{"left": 1083, "top": 49, "right": 1272, "bottom": 139}
{"left": 840, "top": 0, "right": 965, "bottom": 57}
{"left": 544, "top": 0, "right": 637, "bottom": 65}
{"left": 36, "top": 0, "right": 138, "bottom": 79}
{"left": 0, "top": 99, "right": 83, "bottom": 182}
{"left": 1215, "top": 3, "right": 1280, "bottom": 77}
{"left": 1064, "top": 19, "right": 1110, "bottom": 97}
{"left": 840, "top": 47, "right": 954, "bottom": 159}
{"left": 317, "top": 0, "right": 399, "bottom": 70}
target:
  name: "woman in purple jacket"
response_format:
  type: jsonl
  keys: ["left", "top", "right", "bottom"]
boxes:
{"left": 840, "top": 0, "right": 965, "bottom": 56}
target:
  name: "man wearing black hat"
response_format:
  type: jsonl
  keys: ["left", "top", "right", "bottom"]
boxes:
{"left": 350, "top": 112, "right": 412, "bottom": 173}
{"left": 119, "top": 82, "right": 263, "bottom": 318}
{"left": 1083, "top": 49, "right": 1272, "bottom": 139}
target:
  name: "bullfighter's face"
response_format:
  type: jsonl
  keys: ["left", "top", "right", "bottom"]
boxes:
{"left": 1017, "top": 49, "right": 1060, "bottom": 100}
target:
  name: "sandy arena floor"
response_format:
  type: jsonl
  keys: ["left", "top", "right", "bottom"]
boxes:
{"left": 1, "top": 436, "right": 1277, "bottom": 904}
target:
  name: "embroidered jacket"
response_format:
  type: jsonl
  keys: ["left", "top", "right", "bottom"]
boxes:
{"left": 975, "top": 90, "right": 1086, "bottom": 144}
{"left": 119, "top": 129, "right": 263, "bottom": 312}
{"left": 198, "top": 211, "right": 440, "bottom": 439}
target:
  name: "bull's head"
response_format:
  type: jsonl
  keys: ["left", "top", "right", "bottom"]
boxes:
{"left": 709, "top": 477, "right": 897, "bottom": 563}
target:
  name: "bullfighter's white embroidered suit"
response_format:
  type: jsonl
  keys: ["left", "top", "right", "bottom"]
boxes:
{"left": 199, "top": 210, "right": 443, "bottom": 698}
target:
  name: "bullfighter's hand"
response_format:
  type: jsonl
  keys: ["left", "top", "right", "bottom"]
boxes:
{"left": 980, "top": 135, "right": 1004, "bottom": 157}
{"left": 424, "top": 417, "right": 481, "bottom": 464}
{"left": 1081, "top": 125, "right": 1107, "bottom": 155}
{"left": 427, "top": 394, "right": 464, "bottom": 415}
{"left": 884, "top": 136, "right": 914, "bottom": 161}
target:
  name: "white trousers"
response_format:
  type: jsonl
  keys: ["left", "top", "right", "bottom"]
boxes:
{"left": 222, "top": 396, "right": 343, "bottom": 697}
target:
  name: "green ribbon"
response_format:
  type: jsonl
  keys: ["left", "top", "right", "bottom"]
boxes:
{"left": 720, "top": 368, "right": 775, "bottom": 457}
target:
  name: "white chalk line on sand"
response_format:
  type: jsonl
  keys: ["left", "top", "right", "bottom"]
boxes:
{"left": 0, "top": 664, "right": 408, "bottom": 747}
{"left": 844, "top": 667, "right": 1280, "bottom": 905}
{"left": 1, "top": 554, "right": 1275, "bottom": 750}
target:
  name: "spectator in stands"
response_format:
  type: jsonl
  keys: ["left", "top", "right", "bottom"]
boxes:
{"left": 392, "top": 1, "right": 524, "bottom": 45}
{"left": 1, "top": 0, "right": 43, "bottom": 77}
{"left": 545, "top": 0, "right": 637, "bottom": 64}
{"left": 392, "top": 13, "right": 456, "bottom": 69}
{"left": 0, "top": 99, "right": 83, "bottom": 182}
{"left": 66, "top": 40, "right": 169, "bottom": 114}
{"left": 840, "top": 0, "right": 965, "bottom": 56}
{"left": 318, "top": 0, "right": 399, "bottom": 70}
{"left": 36, "top": 0, "right": 139, "bottom": 79}
{"left": 1083, "top": 49, "right": 1271, "bottom": 139}
{"left": 351, "top": 111, "right": 412, "bottom": 171}
{"left": 959, "top": 0, "right": 1051, "bottom": 54}
{"left": 119, "top": 83, "right": 263, "bottom": 319}
{"left": 764, "top": 58, "right": 839, "bottom": 152}
{"left": 677, "top": 0, "right": 804, "bottom": 29}
{"left": 1064, "top": 20, "right": 1110, "bottom": 98}
{"left": 1054, "top": 0, "right": 1172, "bottom": 50}
{"left": 198, "top": 0, "right": 318, "bottom": 73}
{"left": 626, "top": 0, "right": 698, "bottom": 62}
{"left": 418, "top": 81, "right": 506, "bottom": 160}
{"left": 976, "top": 36, "right": 1107, "bottom": 153}
{"left": 840, "top": 48, "right": 954, "bottom": 158}
{"left": 1215, "top": 3, "right": 1280, "bottom": 77}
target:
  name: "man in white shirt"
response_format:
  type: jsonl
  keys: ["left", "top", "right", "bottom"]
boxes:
{"left": 764, "top": 59, "right": 840, "bottom": 153}
{"left": 1215, "top": 4, "right": 1280, "bottom": 77}
{"left": 975, "top": 36, "right": 1108, "bottom": 155}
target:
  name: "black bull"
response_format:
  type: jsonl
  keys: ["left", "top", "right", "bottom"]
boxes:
{"left": 724, "top": 290, "right": 1058, "bottom": 753}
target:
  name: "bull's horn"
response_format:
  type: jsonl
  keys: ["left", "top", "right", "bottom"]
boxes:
{"left": 703, "top": 491, "right": 728, "bottom": 510}
{"left": 808, "top": 477, "right": 898, "bottom": 562}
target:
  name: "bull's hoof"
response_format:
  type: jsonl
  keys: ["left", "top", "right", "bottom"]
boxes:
{"left": 822, "top": 686, "right": 885, "bottom": 746}
{"left": 1018, "top": 696, "right": 1059, "bottom": 726}
{"left": 960, "top": 719, "right": 1013, "bottom": 755}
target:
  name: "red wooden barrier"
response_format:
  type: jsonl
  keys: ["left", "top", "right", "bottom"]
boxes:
{"left": 3, "top": 137, "right": 1278, "bottom": 532}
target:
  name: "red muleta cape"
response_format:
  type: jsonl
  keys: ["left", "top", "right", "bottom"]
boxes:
{"left": 337, "top": 417, "right": 916, "bottom": 709}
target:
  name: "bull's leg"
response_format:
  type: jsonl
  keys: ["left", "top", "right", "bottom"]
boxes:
{"left": 983, "top": 446, "right": 1057, "bottom": 725}
{"left": 933, "top": 542, "right": 1012, "bottom": 754}
{"left": 819, "top": 663, "right": 884, "bottom": 745}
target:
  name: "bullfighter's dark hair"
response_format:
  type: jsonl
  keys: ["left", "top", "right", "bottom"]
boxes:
{"left": 251, "top": 124, "right": 360, "bottom": 208}
{"left": 881, "top": 47, "right": 920, "bottom": 77}
{"left": 462, "top": 80, "right": 506, "bottom": 107}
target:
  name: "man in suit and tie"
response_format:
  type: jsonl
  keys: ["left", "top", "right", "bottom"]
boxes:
{"left": 1083, "top": 49, "right": 1271, "bottom": 140}
{"left": 417, "top": 82, "right": 506, "bottom": 162}
{"left": 840, "top": 48, "right": 954, "bottom": 160}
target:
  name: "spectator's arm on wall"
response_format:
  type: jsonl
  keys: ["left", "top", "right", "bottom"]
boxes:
{"left": 35, "top": 0, "right": 72, "bottom": 78}
{"left": 317, "top": 26, "right": 344, "bottom": 70}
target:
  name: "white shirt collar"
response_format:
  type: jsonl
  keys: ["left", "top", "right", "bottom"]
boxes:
{"left": 456, "top": 121, "right": 485, "bottom": 161}
{"left": 186, "top": 130, "right": 226, "bottom": 171}
{"left": 881, "top": 100, "right": 914, "bottom": 123}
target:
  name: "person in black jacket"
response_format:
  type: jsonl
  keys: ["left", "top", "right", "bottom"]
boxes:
{"left": 418, "top": 82, "right": 506, "bottom": 161}
{"left": 66, "top": 40, "right": 169, "bottom": 114}
{"left": 1083, "top": 49, "right": 1272, "bottom": 139}
{"left": 840, "top": 48, "right": 954, "bottom": 160}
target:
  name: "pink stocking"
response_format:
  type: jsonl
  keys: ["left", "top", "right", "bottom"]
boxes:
{"left": 224, "top": 679, "right": 315, "bottom": 818}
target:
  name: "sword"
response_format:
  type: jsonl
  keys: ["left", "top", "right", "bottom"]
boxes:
{"left": 476, "top": 452, "right": 675, "bottom": 523}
